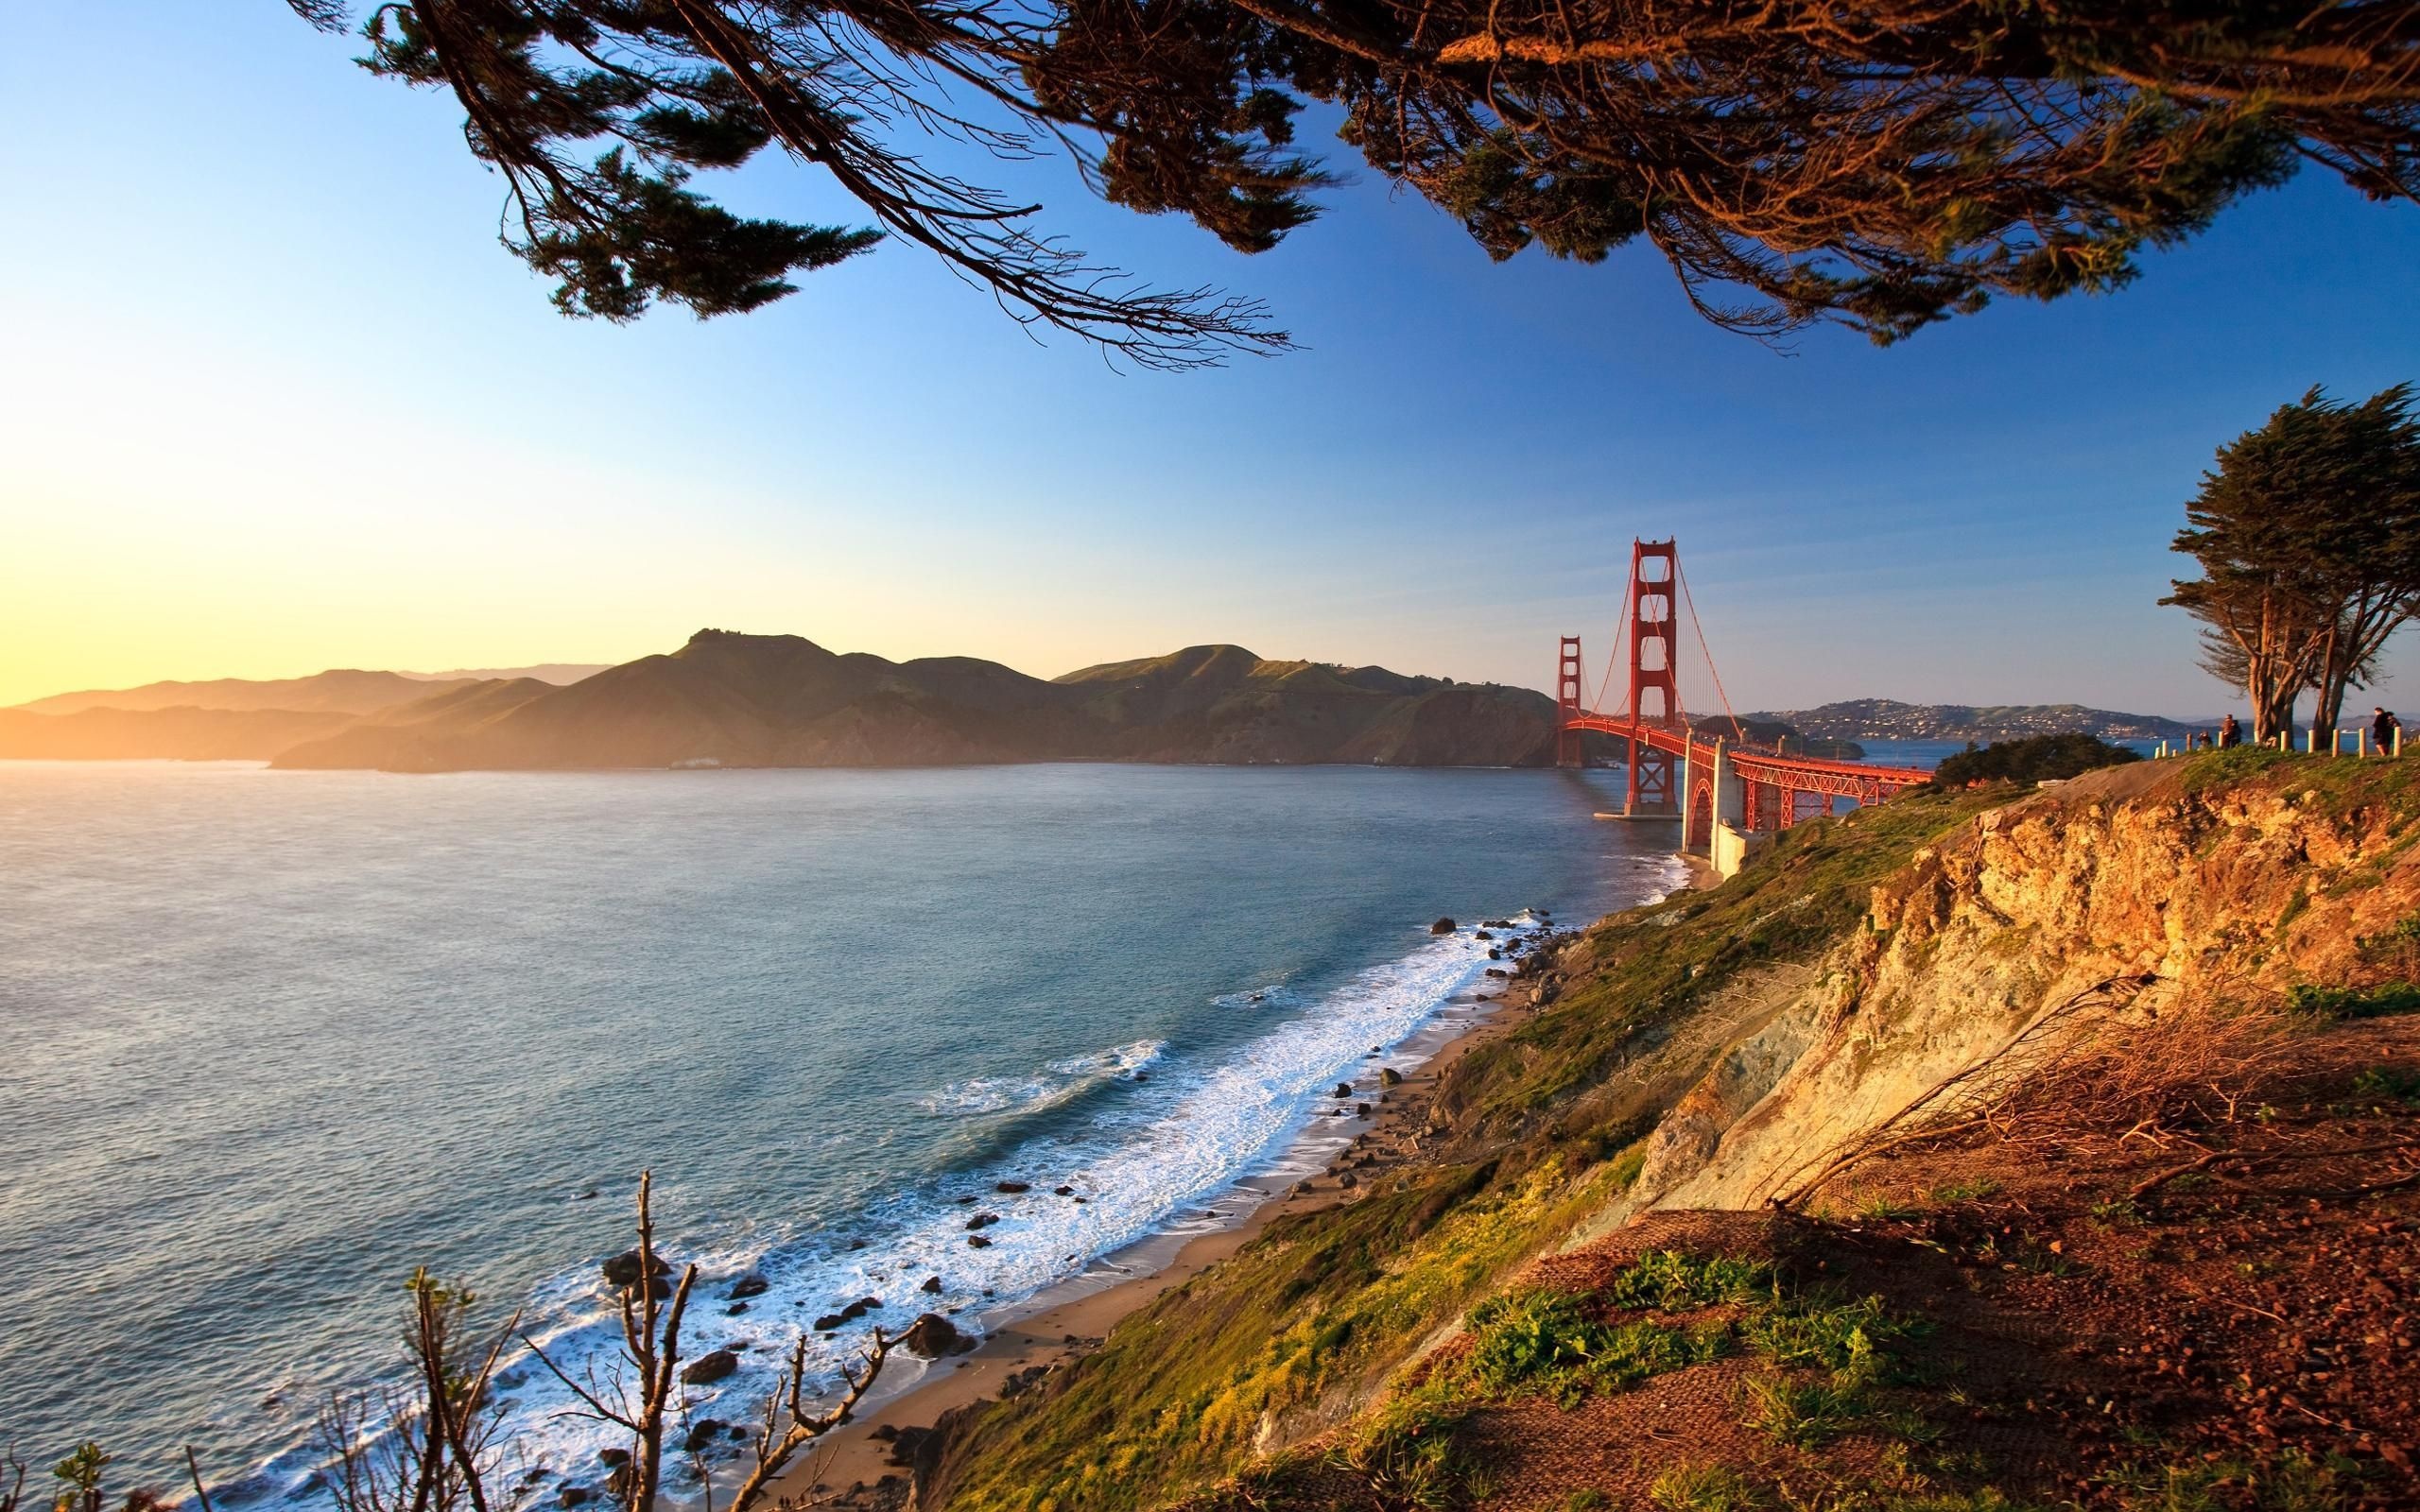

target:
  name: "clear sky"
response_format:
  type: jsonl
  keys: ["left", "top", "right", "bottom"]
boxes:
{"left": 5, "top": 4, "right": 2419, "bottom": 717}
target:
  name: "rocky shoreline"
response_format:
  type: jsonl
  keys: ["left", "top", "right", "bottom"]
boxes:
{"left": 767, "top": 907, "right": 1616, "bottom": 1511}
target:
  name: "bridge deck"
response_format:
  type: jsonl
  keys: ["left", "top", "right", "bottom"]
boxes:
{"left": 1561, "top": 715, "right": 1932, "bottom": 797}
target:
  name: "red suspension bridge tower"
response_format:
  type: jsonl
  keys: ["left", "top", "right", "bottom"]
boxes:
{"left": 1624, "top": 539, "right": 1681, "bottom": 814}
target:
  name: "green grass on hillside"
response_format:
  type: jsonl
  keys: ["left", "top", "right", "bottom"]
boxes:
{"left": 934, "top": 794, "right": 2000, "bottom": 1512}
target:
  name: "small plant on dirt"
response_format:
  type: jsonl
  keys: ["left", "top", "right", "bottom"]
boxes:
{"left": 1650, "top": 1462, "right": 1766, "bottom": 1512}
{"left": 1603, "top": 1250, "right": 1774, "bottom": 1311}
{"left": 2090, "top": 1197, "right": 2144, "bottom": 1226}
{"left": 1329, "top": 1390, "right": 1480, "bottom": 1511}
{"left": 2002, "top": 1233, "right": 2074, "bottom": 1277}
{"left": 2349, "top": 1065, "right": 2420, "bottom": 1106}
{"left": 1857, "top": 1193, "right": 1914, "bottom": 1221}
{"left": 1742, "top": 1373, "right": 1868, "bottom": 1449}
{"left": 2100, "top": 1448, "right": 2355, "bottom": 1512}
{"left": 1927, "top": 1178, "right": 2002, "bottom": 1205}
{"left": 1563, "top": 1490, "right": 1610, "bottom": 1512}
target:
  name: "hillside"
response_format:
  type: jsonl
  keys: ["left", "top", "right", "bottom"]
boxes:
{"left": 15, "top": 668, "right": 477, "bottom": 716}
{"left": 399, "top": 662, "right": 609, "bottom": 684}
{"left": 1752, "top": 697, "right": 2198, "bottom": 742}
{"left": 0, "top": 706, "right": 355, "bottom": 761}
{"left": 1054, "top": 644, "right": 1560, "bottom": 766}
{"left": 268, "top": 633, "right": 1575, "bottom": 772}
{"left": 888, "top": 751, "right": 2420, "bottom": 1512}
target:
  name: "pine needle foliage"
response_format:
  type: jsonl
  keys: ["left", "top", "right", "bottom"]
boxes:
{"left": 286, "top": 2, "right": 2420, "bottom": 358}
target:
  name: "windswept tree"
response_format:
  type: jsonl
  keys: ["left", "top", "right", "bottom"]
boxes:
{"left": 318, "top": 1272, "right": 522, "bottom": 1512}
{"left": 520, "top": 1171, "right": 890, "bottom": 1512}
{"left": 524, "top": 1172, "right": 700, "bottom": 1512}
{"left": 2169, "top": 384, "right": 2420, "bottom": 741}
{"left": 285, "top": 1, "right": 2420, "bottom": 364}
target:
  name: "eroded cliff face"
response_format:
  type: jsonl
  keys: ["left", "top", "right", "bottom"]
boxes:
{"left": 1629, "top": 756, "right": 2420, "bottom": 1211}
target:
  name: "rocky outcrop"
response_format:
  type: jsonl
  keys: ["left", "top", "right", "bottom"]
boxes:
{"left": 1631, "top": 759, "right": 2420, "bottom": 1211}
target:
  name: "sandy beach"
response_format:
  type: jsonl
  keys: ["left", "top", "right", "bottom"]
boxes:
{"left": 768, "top": 910, "right": 1601, "bottom": 1507}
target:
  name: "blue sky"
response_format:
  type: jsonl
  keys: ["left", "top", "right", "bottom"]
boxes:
{"left": 4, "top": 2, "right": 2418, "bottom": 716}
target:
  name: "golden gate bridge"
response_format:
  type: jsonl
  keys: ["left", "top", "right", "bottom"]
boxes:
{"left": 1555, "top": 539, "right": 1931, "bottom": 859}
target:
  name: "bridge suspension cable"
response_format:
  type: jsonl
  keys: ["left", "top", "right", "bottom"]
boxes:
{"left": 1590, "top": 568, "right": 1635, "bottom": 718}
{"left": 1675, "top": 559, "right": 1749, "bottom": 747}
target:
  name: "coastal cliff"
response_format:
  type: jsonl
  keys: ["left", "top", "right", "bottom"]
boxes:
{"left": 902, "top": 751, "right": 2420, "bottom": 1512}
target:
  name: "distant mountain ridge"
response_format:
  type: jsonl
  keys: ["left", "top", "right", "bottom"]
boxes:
{"left": 0, "top": 632, "right": 1597, "bottom": 771}
{"left": 1748, "top": 698, "right": 2198, "bottom": 742}
{"left": 399, "top": 662, "right": 610, "bottom": 684}
{"left": 0, "top": 706, "right": 357, "bottom": 761}
{"left": 264, "top": 632, "right": 1572, "bottom": 772}
{"left": 15, "top": 668, "right": 479, "bottom": 717}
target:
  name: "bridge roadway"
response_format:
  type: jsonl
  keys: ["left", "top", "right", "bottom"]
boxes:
{"left": 1561, "top": 714, "right": 1934, "bottom": 840}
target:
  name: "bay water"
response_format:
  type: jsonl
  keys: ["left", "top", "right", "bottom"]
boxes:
{"left": 0, "top": 760, "right": 1684, "bottom": 1501}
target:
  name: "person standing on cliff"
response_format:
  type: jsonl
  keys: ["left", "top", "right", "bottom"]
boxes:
{"left": 2220, "top": 713, "right": 2241, "bottom": 748}
{"left": 2374, "top": 707, "right": 2401, "bottom": 755}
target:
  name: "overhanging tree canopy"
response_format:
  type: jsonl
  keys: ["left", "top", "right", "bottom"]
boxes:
{"left": 290, "top": 1, "right": 2420, "bottom": 365}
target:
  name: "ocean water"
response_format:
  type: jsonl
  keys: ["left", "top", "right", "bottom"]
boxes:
{"left": 0, "top": 760, "right": 1683, "bottom": 1501}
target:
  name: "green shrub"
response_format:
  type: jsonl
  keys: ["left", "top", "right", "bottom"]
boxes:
{"left": 2349, "top": 1065, "right": 2420, "bottom": 1105}
{"left": 2287, "top": 982, "right": 2420, "bottom": 1020}
{"left": 1461, "top": 1288, "right": 1729, "bottom": 1405}
{"left": 1929, "top": 734, "right": 2141, "bottom": 790}
{"left": 1602, "top": 1249, "right": 1773, "bottom": 1311}
{"left": 1741, "top": 1292, "right": 1914, "bottom": 1385}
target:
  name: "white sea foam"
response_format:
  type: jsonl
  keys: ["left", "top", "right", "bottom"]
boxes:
{"left": 245, "top": 918, "right": 1544, "bottom": 1505}
{"left": 916, "top": 1038, "right": 1166, "bottom": 1116}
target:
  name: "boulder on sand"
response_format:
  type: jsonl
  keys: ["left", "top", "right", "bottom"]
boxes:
{"left": 1331, "top": 1083, "right": 1353, "bottom": 1099}
{"left": 904, "top": 1312, "right": 971, "bottom": 1358}
{"left": 1378, "top": 1067, "right": 1403, "bottom": 1087}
